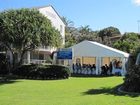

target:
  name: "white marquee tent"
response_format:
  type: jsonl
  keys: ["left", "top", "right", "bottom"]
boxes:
{"left": 70, "top": 40, "right": 129, "bottom": 75}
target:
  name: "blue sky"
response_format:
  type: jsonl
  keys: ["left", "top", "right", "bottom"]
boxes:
{"left": 0, "top": 0, "right": 140, "bottom": 34}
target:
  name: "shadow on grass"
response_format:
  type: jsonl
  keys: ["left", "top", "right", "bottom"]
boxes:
{"left": 82, "top": 84, "right": 140, "bottom": 98}
{"left": 0, "top": 80, "right": 21, "bottom": 86}
{"left": 0, "top": 76, "right": 21, "bottom": 86}
{"left": 0, "top": 80, "right": 22, "bottom": 87}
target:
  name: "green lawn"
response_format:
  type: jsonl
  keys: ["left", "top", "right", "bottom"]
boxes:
{"left": 0, "top": 77, "right": 140, "bottom": 105}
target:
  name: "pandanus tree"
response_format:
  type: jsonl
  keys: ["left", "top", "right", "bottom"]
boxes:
{"left": 0, "top": 8, "right": 62, "bottom": 70}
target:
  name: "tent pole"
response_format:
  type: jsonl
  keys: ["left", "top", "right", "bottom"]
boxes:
{"left": 95, "top": 57, "right": 98, "bottom": 75}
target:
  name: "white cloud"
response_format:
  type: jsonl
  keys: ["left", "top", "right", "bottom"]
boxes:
{"left": 132, "top": 0, "right": 140, "bottom": 6}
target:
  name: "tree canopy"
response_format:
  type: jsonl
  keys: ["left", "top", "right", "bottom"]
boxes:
{"left": 62, "top": 17, "right": 77, "bottom": 48}
{"left": 98, "top": 26, "right": 121, "bottom": 41}
{"left": 0, "top": 8, "right": 62, "bottom": 67}
{"left": 77, "top": 25, "right": 97, "bottom": 42}
{"left": 113, "top": 32, "right": 140, "bottom": 53}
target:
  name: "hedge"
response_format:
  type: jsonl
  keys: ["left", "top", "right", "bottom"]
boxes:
{"left": 123, "top": 65, "right": 140, "bottom": 93}
{"left": 0, "top": 53, "right": 9, "bottom": 75}
{"left": 12, "top": 64, "right": 70, "bottom": 80}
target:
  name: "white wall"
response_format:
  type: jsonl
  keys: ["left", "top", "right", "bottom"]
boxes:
{"left": 38, "top": 6, "right": 65, "bottom": 45}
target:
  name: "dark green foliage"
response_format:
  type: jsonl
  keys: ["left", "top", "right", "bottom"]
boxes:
{"left": 12, "top": 64, "right": 70, "bottom": 80}
{"left": 123, "top": 46, "right": 140, "bottom": 93}
{"left": 0, "top": 53, "right": 9, "bottom": 75}
{"left": 62, "top": 17, "right": 77, "bottom": 48}
{"left": 133, "top": 46, "right": 140, "bottom": 61}
{"left": 126, "top": 55, "right": 136, "bottom": 70}
{"left": 77, "top": 25, "right": 98, "bottom": 43}
{"left": 123, "top": 65, "right": 140, "bottom": 93}
{"left": 113, "top": 32, "right": 140, "bottom": 53}
{"left": 98, "top": 26, "right": 121, "bottom": 41}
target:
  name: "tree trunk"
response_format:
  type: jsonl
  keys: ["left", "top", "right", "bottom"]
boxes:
{"left": 10, "top": 49, "right": 16, "bottom": 72}
{"left": 18, "top": 50, "right": 26, "bottom": 67}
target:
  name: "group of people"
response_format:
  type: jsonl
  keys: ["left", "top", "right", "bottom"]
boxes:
{"left": 101, "top": 60, "right": 122, "bottom": 75}
{"left": 113, "top": 60, "right": 122, "bottom": 69}
{"left": 101, "top": 63, "right": 112, "bottom": 75}
{"left": 112, "top": 60, "right": 123, "bottom": 75}
{"left": 72, "top": 63, "right": 96, "bottom": 74}
{"left": 72, "top": 60, "right": 123, "bottom": 75}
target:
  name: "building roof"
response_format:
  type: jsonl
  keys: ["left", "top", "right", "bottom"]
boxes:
{"left": 109, "top": 35, "right": 121, "bottom": 40}
{"left": 71, "top": 40, "right": 129, "bottom": 58}
{"left": 35, "top": 5, "right": 65, "bottom": 25}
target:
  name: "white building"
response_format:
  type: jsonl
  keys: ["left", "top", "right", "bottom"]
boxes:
{"left": 38, "top": 5, "right": 65, "bottom": 44}
{"left": 25, "top": 5, "right": 65, "bottom": 64}
{"left": 64, "top": 40, "right": 129, "bottom": 75}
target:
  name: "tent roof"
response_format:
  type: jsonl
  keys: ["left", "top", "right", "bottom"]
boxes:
{"left": 71, "top": 40, "right": 129, "bottom": 58}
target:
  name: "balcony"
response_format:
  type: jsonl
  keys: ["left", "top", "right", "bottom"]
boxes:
{"left": 35, "top": 45, "right": 57, "bottom": 53}
{"left": 23, "top": 59, "right": 46, "bottom": 64}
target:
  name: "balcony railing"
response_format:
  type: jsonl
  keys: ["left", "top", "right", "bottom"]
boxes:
{"left": 31, "top": 59, "right": 46, "bottom": 64}
{"left": 23, "top": 59, "right": 46, "bottom": 64}
{"left": 36, "top": 45, "right": 57, "bottom": 53}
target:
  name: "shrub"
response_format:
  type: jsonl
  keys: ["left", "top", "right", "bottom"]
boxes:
{"left": 126, "top": 55, "right": 136, "bottom": 70}
{"left": 0, "top": 53, "right": 9, "bottom": 75}
{"left": 12, "top": 64, "right": 70, "bottom": 80}
{"left": 123, "top": 65, "right": 140, "bottom": 92}
{"left": 12, "top": 64, "right": 38, "bottom": 78}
